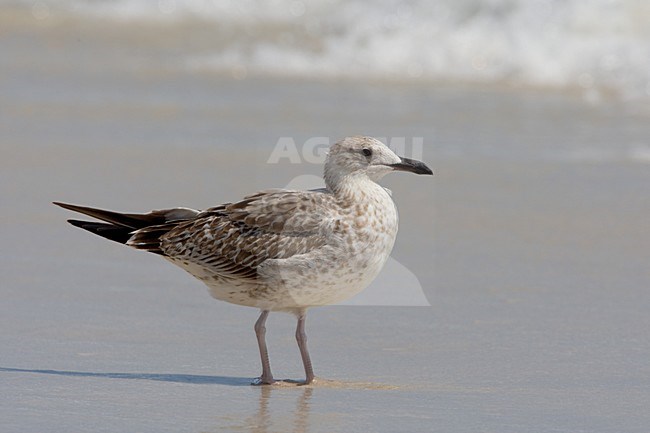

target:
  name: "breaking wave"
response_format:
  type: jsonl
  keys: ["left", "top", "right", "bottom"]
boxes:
{"left": 16, "top": 0, "right": 650, "bottom": 100}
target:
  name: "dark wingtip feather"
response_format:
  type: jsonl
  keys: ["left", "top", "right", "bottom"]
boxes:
{"left": 54, "top": 201, "right": 167, "bottom": 229}
{"left": 66, "top": 219, "right": 134, "bottom": 245}
{"left": 56, "top": 202, "right": 189, "bottom": 255}
{"left": 54, "top": 202, "right": 84, "bottom": 213}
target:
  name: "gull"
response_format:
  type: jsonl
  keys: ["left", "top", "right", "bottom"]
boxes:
{"left": 54, "top": 136, "right": 433, "bottom": 385}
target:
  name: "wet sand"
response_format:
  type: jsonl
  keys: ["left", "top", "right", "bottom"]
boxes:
{"left": 2, "top": 7, "right": 650, "bottom": 433}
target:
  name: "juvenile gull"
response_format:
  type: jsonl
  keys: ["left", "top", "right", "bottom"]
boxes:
{"left": 54, "top": 136, "right": 432, "bottom": 385}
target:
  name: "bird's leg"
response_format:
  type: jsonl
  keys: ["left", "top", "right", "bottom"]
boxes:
{"left": 253, "top": 310, "right": 275, "bottom": 385}
{"left": 295, "top": 311, "right": 315, "bottom": 384}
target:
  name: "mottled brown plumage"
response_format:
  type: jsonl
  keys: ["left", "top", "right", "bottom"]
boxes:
{"left": 54, "top": 136, "right": 432, "bottom": 385}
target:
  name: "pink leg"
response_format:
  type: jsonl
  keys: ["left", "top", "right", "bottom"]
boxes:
{"left": 295, "top": 312, "right": 315, "bottom": 384}
{"left": 253, "top": 310, "right": 275, "bottom": 385}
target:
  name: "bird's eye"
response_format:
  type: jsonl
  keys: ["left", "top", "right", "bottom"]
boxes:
{"left": 362, "top": 148, "right": 372, "bottom": 157}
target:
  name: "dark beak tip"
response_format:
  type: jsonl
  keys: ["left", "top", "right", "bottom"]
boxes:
{"left": 391, "top": 157, "right": 433, "bottom": 176}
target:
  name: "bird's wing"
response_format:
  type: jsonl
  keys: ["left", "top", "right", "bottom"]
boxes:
{"left": 53, "top": 201, "right": 201, "bottom": 245}
{"left": 131, "top": 190, "right": 337, "bottom": 281}
{"left": 54, "top": 201, "right": 200, "bottom": 228}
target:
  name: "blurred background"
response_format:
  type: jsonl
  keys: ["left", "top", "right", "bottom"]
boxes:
{"left": 2, "top": 1, "right": 650, "bottom": 432}
{"left": 4, "top": 0, "right": 650, "bottom": 100}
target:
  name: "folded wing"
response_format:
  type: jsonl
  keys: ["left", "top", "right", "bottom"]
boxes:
{"left": 58, "top": 190, "right": 335, "bottom": 282}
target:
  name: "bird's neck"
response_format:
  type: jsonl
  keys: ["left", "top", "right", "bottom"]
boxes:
{"left": 326, "top": 171, "right": 388, "bottom": 203}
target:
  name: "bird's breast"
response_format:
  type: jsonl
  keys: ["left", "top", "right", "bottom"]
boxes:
{"left": 334, "top": 186, "right": 399, "bottom": 274}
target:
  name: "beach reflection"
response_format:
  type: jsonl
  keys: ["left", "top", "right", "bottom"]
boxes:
{"left": 224, "top": 385, "right": 314, "bottom": 433}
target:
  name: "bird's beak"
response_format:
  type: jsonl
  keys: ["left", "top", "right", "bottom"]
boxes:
{"left": 389, "top": 157, "right": 433, "bottom": 175}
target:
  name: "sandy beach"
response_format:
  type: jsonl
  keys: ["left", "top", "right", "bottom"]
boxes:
{"left": 2, "top": 4, "right": 650, "bottom": 432}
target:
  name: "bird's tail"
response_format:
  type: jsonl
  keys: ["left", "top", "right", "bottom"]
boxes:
{"left": 53, "top": 202, "right": 199, "bottom": 252}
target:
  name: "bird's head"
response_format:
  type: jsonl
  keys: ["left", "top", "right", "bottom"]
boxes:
{"left": 324, "top": 136, "right": 432, "bottom": 190}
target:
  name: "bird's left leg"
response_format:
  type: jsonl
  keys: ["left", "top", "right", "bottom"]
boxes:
{"left": 295, "top": 310, "right": 315, "bottom": 384}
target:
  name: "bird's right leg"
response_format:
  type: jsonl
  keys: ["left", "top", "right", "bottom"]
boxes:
{"left": 252, "top": 309, "right": 275, "bottom": 385}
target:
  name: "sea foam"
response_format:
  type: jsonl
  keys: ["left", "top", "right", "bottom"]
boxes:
{"left": 18, "top": 0, "right": 650, "bottom": 100}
